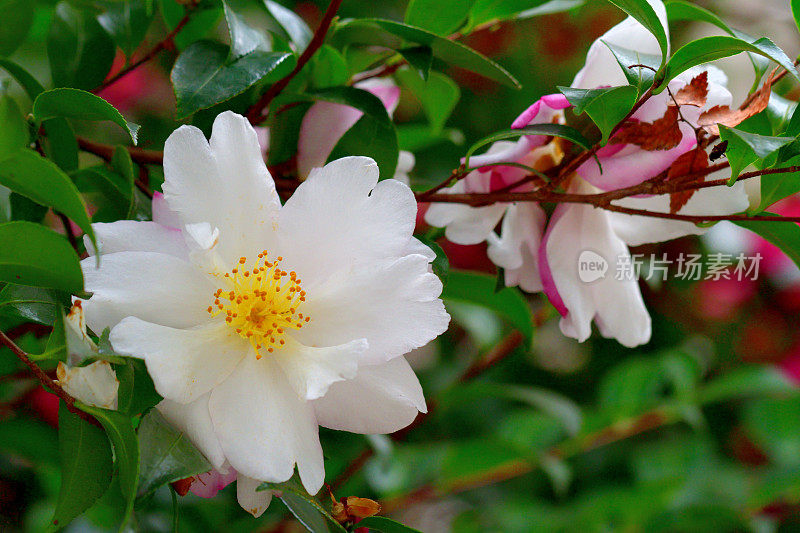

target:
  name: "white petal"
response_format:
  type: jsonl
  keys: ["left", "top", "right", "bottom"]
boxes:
{"left": 237, "top": 475, "right": 273, "bottom": 518}
{"left": 57, "top": 361, "right": 119, "bottom": 409}
{"left": 313, "top": 357, "right": 426, "bottom": 434}
{"left": 162, "top": 112, "right": 280, "bottom": 264}
{"left": 294, "top": 254, "right": 449, "bottom": 365}
{"left": 80, "top": 251, "right": 216, "bottom": 333}
{"left": 152, "top": 192, "right": 182, "bottom": 229}
{"left": 278, "top": 157, "right": 419, "bottom": 287}
{"left": 85, "top": 220, "right": 187, "bottom": 259}
{"left": 209, "top": 356, "right": 325, "bottom": 494}
{"left": 545, "top": 203, "right": 651, "bottom": 347}
{"left": 273, "top": 337, "right": 368, "bottom": 400}
{"left": 425, "top": 179, "right": 508, "bottom": 245}
{"left": 487, "top": 202, "right": 546, "bottom": 293}
{"left": 609, "top": 177, "right": 749, "bottom": 246}
{"left": 157, "top": 394, "right": 226, "bottom": 470}
{"left": 110, "top": 318, "right": 247, "bottom": 403}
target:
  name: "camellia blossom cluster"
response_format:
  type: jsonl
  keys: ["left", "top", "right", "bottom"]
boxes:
{"left": 426, "top": 0, "right": 752, "bottom": 347}
{"left": 78, "top": 112, "right": 449, "bottom": 516}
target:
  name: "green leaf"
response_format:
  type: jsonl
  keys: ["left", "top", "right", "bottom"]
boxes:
{"left": 0, "top": 149, "right": 95, "bottom": 247}
{"left": 310, "top": 45, "right": 349, "bottom": 88}
{"left": 33, "top": 89, "right": 140, "bottom": 144}
{"left": 0, "top": 95, "right": 28, "bottom": 158}
{"left": 603, "top": 41, "right": 660, "bottom": 96}
{"left": 161, "top": 0, "right": 222, "bottom": 50}
{"left": 136, "top": 409, "right": 211, "bottom": 498}
{"left": 42, "top": 118, "right": 79, "bottom": 172}
{"left": 98, "top": 0, "right": 155, "bottom": 57}
{"left": 398, "top": 46, "right": 433, "bottom": 81}
{"left": 171, "top": 40, "right": 294, "bottom": 118}
{"left": 0, "top": 417, "right": 59, "bottom": 464}
{"left": 0, "top": 58, "right": 45, "bottom": 98}
{"left": 759, "top": 155, "right": 800, "bottom": 210}
{"left": 0, "top": 221, "right": 83, "bottom": 292}
{"left": 744, "top": 396, "right": 800, "bottom": 468}
{"left": 735, "top": 214, "right": 800, "bottom": 270}
{"left": 79, "top": 404, "right": 139, "bottom": 526}
{"left": 0, "top": 0, "right": 34, "bottom": 56}
{"left": 792, "top": 0, "right": 800, "bottom": 36}
{"left": 415, "top": 235, "right": 449, "bottom": 285}
{"left": 405, "top": 0, "right": 473, "bottom": 35}
{"left": 464, "top": 123, "right": 591, "bottom": 167}
{"left": 468, "top": 0, "right": 585, "bottom": 27}
{"left": 396, "top": 68, "right": 460, "bottom": 132}
{"left": 658, "top": 36, "right": 800, "bottom": 93}
{"left": 259, "top": 477, "right": 347, "bottom": 533}
{"left": 0, "top": 283, "right": 70, "bottom": 325}
{"left": 442, "top": 270, "right": 533, "bottom": 342}
{"left": 334, "top": 18, "right": 520, "bottom": 88}
{"left": 502, "top": 384, "right": 583, "bottom": 435}
{"left": 603, "top": 0, "right": 669, "bottom": 63}
{"left": 222, "top": 0, "right": 271, "bottom": 58}
{"left": 115, "top": 358, "right": 162, "bottom": 416}
{"left": 358, "top": 516, "right": 424, "bottom": 533}
{"left": 47, "top": 2, "right": 116, "bottom": 90}
{"left": 50, "top": 406, "right": 114, "bottom": 532}
{"left": 599, "top": 357, "right": 666, "bottom": 419}
{"left": 559, "top": 85, "right": 638, "bottom": 143}
{"left": 289, "top": 86, "right": 398, "bottom": 179}
{"left": 699, "top": 365, "right": 794, "bottom": 404}
{"left": 718, "top": 126, "right": 794, "bottom": 185}
{"left": 265, "top": 0, "right": 313, "bottom": 51}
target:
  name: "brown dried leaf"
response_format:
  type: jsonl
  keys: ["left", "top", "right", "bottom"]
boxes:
{"left": 698, "top": 71, "right": 775, "bottom": 135}
{"left": 673, "top": 71, "right": 709, "bottom": 107}
{"left": 332, "top": 496, "right": 381, "bottom": 524}
{"left": 667, "top": 148, "right": 709, "bottom": 213}
{"left": 612, "top": 105, "right": 682, "bottom": 151}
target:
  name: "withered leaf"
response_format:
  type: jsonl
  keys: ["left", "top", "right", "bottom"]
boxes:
{"left": 667, "top": 147, "right": 709, "bottom": 213}
{"left": 698, "top": 71, "right": 776, "bottom": 135}
{"left": 613, "top": 105, "right": 682, "bottom": 151}
{"left": 673, "top": 71, "right": 709, "bottom": 107}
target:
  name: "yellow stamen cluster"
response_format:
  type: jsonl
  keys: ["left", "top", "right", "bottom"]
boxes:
{"left": 208, "top": 251, "right": 310, "bottom": 359}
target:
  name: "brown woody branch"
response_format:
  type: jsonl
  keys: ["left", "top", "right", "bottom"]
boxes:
{"left": 245, "top": 0, "right": 344, "bottom": 124}
{"left": 0, "top": 331, "right": 97, "bottom": 425}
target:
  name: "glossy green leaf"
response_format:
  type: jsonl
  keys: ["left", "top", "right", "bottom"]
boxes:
{"left": 0, "top": 95, "right": 28, "bottom": 158}
{"left": 398, "top": 45, "right": 433, "bottom": 80}
{"left": 0, "top": 0, "right": 34, "bottom": 56}
{"left": 792, "top": 0, "right": 800, "bottom": 36}
{"left": 161, "top": 0, "right": 222, "bottom": 50}
{"left": 442, "top": 270, "right": 533, "bottom": 342}
{"left": 416, "top": 235, "right": 449, "bottom": 285}
{"left": 759, "top": 155, "right": 800, "bottom": 210}
{"left": 658, "top": 36, "right": 800, "bottom": 93}
{"left": 136, "top": 409, "right": 211, "bottom": 497}
{"left": 0, "top": 283, "right": 70, "bottom": 325}
{"left": 50, "top": 406, "right": 114, "bottom": 532}
{"left": 0, "top": 221, "right": 83, "bottom": 292}
{"left": 265, "top": 0, "right": 313, "bottom": 51}
{"left": 465, "top": 123, "right": 591, "bottom": 167}
{"left": 0, "top": 58, "right": 45, "bottom": 98}
{"left": 0, "top": 149, "right": 95, "bottom": 246}
{"left": 33, "top": 89, "right": 140, "bottom": 144}
{"left": 310, "top": 45, "right": 349, "bottom": 88}
{"left": 735, "top": 214, "right": 800, "bottom": 270}
{"left": 42, "top": 118, "right": 79, "bottom": 172}
{"left": 359, "top": 516, "right": 424, "bottom": 533}
{"left": 171, "top": 40, "right": 294, "bottom": 118}
{"left": 334, "top": 18, "right": 520, "bottom": 88}
{"left": 603, "top": 41, "right": 660, "bottom": 96}
{"left": 559, "top": 85, "right": 638, "bottom": 143}
{"left": 469, "top": 0, "right": 584, "bottom": 27}
{"left": 47, "top": 2, "right": 116, "bottom": 90}
{"left": 222, "top": 0, "right": 271, "bottom": 58}
{"left": 603, "top": 0, "right": 669, "bottom": 62}
{"left": 259, "top": 478, "right": 347, "bottom": 533}
{"left": 405, "top": 0, "right": 472, "bottom": 35}
{"left": 396, "top": 68, "right": 460, "bottom": 132}
{"left": 718, "top": 126, "right": 793, "bottom": 185}
{"left": 98, "top": 0, "right": 154, "bottom": 57}
{"left": 79, "top": 404, "right": 139, "bottom": 526}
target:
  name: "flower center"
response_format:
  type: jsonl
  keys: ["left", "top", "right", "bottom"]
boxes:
{"left": 207, "top": 251, "right": 310, "bottom": 359}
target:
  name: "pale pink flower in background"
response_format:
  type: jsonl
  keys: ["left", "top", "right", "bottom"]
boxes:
{"left": 79, "top": 112, "right": 449, "bottom": 516}
{"left": 426, "top": 0, "right": 750, "bottom": 347}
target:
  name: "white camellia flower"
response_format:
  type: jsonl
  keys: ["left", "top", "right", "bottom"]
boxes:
{"left": 78, "top": 111, "right": 450, "bottom": 516}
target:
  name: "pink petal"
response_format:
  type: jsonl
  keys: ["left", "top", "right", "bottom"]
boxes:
{"left": 190, "top": 468, "right": 238, "bottom": 498}
{"left": 538, "top": 205, "right": 569, "bottom": 317}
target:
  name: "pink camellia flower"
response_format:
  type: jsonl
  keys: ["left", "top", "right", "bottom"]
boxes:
{"left": 426, "top": 0, "right": 750, "bottom": 347}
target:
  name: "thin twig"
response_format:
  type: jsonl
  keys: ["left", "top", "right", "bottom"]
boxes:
{"left": 0, "top": 331, "right": 97, "bottom": 425}
{"left": 245, "top": 0, "right": 345, "bottom": 124}
{"left": 94, "top": 9, "right": 193, "bottom": 93}
{"left": 77, "top": 137, "right": 164, "bottom": 166}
